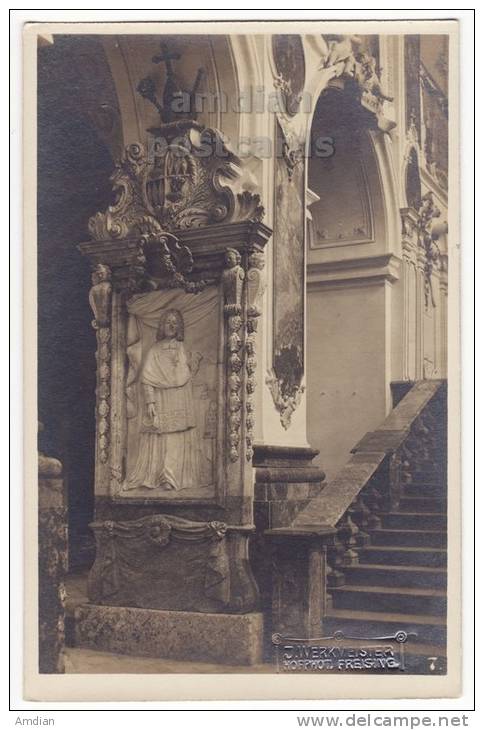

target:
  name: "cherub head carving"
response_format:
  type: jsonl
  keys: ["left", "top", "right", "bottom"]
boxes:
{"left": 225, "top": 248, "right": 241, "bottom": 268}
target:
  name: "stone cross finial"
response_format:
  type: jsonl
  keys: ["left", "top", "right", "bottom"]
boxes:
{"left": 138, "top": 41, "right": 205, "bottom": 126}
{"left": 152, "top": 42, "right": 182, "bottom": 73}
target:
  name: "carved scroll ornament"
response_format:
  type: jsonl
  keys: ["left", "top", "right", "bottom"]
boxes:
{"left": 88, "top": 130, "right": 264, "bottom": 242}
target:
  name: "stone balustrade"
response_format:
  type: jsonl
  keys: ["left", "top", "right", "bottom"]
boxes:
{"left": 266, "top": 379, "right": 446, "bottom": 641}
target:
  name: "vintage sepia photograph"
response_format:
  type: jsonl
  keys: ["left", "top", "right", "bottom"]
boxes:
{"left": 21, "top": 17, "right": 461, "bottom": 702}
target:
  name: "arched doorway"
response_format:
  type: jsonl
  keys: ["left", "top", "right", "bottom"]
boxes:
{"left": 306, "top": 84, "right": 395, "bottom": 481}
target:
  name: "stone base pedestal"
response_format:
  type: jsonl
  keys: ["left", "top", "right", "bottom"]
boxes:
{"left": 75, "top": 603, "right": 264, "bottom": 666}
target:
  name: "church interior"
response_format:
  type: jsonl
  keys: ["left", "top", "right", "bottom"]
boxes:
{"left": 37, "top": 30, "right": 449, "bottom": 675}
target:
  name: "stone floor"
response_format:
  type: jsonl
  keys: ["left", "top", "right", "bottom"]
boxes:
{"left": 64, "top": 572, "right": 273, "bottom": 674}
{"left": 64, "top": 570, "right": 445, "bottom": 676}
{"left": 64, "top": 647, "right": 273, "bottom": 674}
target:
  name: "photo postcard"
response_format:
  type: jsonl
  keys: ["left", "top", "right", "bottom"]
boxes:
{"left": 22, "top": 17, "right": 461, "bottom": 701}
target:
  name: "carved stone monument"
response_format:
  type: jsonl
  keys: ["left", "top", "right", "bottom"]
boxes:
{"left": 75, "top": 45, "right": 326, "bottom": 664}
{"left": 74, "top": 47, "right": 280, "bottom": 664}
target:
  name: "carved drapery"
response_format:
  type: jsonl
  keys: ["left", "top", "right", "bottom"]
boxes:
{"left": 81, "top": 226, "right": 271, "bottom": 504}
{"left": 88, "top": 513, "right": 259, "bottom": 614}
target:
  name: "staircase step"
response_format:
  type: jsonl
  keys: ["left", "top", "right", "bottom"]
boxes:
{"left": 324, "top": 608, "right": 447, "bottom": 646}
{"left": 359, "top": 545, "right": 447, "bottom": 568}
{"left": 399, "top": 496, "right": 447, "bottom": 513}
{"left": 368, "top": 528, "right": 447, "bottom": 548}
{"left": 402, "top": 483, "right": 446, "bottom": 498}
{"left": 343, "top": 563, "right": 447, "bottom": 589}
{"left": 380, "top": 512, "right": 447, "bottom": 530}
{"left": 329, "top": 584, "right": 447, "bottom": 615}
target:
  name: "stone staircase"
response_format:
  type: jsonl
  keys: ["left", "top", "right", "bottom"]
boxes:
{"left": 268, "top": 380, "right": 449, "bottom": 674}
{"left": 325, "top": 483, "right": 447, "bottom": 673}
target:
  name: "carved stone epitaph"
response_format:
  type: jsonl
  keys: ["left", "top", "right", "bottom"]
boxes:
{"left": 81, "top": 47, "right": 272, "bottom": 526}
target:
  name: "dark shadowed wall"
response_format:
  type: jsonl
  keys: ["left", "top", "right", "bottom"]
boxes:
{"left": 37, "top": 36, "right": 115, "bottom": 567}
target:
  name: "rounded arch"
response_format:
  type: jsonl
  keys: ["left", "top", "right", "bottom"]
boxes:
{"left": 306, "top": 84, "right": 400, "bottom": 256}
{"left": 300, "top": 37, "right": 400, "bottom": 257}
{"left": 230, "top": 35, "right": 265, "bottom": 142}
{"left": 100, "top": 34, "right": 243, "bottom": 148}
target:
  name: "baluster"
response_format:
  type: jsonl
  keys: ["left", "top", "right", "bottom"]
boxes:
{"left": 388, "top": 450, "right": 403, "bottom": 510}
{"left": 363, "top": 483, "right": 384, "bottom": 512}
{"left": 326, "top": 542, "right": 346, "bottom": 587}
{"left": 336, "top": 512, "right": 360, "bottom": 565}
{"left": 350, "top": 495, "right": 378, "bottom": 538}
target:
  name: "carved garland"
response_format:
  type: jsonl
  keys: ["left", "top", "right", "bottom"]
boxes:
{"left": 416, "top": 192, "right": 442, "bottom": 309}
{"left": 265, "top": 372, "right": 305, "bottom": 431}
{"left": 222, "top": 249, "right": 245, "bottom": 462}
{"left": 245, "top": 251, "right": 266, "bottom": 461}
{"left": 88, "top": 264, "right": 113, "bottom": 464}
